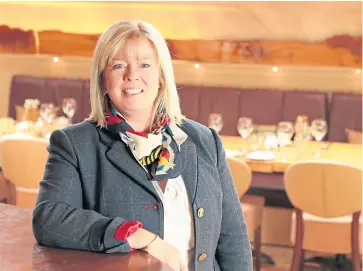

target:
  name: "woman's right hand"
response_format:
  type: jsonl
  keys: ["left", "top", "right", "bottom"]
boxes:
{"left": 127, "top": 228, "right": 183, "bottom": 271}
{"left": 144, "top": 236, "right": 183, "bottom": 271}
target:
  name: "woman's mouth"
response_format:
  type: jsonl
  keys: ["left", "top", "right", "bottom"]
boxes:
{"left": 122, "top": 89, "right": 144, "bottom": 95}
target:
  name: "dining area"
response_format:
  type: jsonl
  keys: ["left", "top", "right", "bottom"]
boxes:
{"left": 0, "top": 2, "right": 362, "bottom": 269}
{"left": 211, "top": 112, "right": 362, "bottom": 271}
{"left": 0, "top": 87, "right": 362, "bottom": 270}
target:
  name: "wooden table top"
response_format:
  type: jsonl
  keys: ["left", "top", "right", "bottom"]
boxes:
{"left": 0, "top": 203, "right": 171, "bottom": 271}
{"left": 221, "top": 136, "right": 362, "bottom": 173}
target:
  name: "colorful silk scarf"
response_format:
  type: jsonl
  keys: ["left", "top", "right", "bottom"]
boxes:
{"left": 104, "top": 94, "right": 183, "bottom": 181}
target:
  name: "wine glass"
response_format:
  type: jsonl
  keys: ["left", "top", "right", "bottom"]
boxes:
{"left": 237, "top": 117, "right": 254, "bottom": 154}
{"left": 40, "top": 103, "right": 57, "bottom": 124}
{"left": 62, "top": 98, "right": 77, "bottom": 124}
{"left": 208, "top": 113, "right": 224, "bottom": 133}
{"left": 311, "top": 119, "right": 328, "bottom": 157}
{"left": 277, "top": 121, "right": 294, "bottom": 161}
{"left": 277, "top": 121, "right": 294, "bottom": 146}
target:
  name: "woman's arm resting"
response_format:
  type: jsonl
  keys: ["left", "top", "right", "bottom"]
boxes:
{"left": 33, "top": 129, "right": 135, "bottom": 253}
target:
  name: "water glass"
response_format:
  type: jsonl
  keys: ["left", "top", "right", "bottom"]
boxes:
{"left": 208, "top": 113, "right": 224, "bottom": 133}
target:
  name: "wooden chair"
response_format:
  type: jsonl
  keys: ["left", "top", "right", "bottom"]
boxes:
{"left": 227, "top": 157, "right": 265, "bottom": 271}
{"left": 284, "top": 161, "right": 362, "bottom": 271}
{"left": 0, "top": 135, "right": 49, "bottom": 209}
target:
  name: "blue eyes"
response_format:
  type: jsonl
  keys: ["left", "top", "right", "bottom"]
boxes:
{"left": 112, "top": 63, "right": 150, "bottom": 69}
{"left": 112, "top": 64, "right": 125, "bottom": 69}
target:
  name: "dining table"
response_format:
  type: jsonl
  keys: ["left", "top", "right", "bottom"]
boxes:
{"left": 221, "top": 135, "right": 362, "bottom": 173}
{"left": 0, "top": 203, "right": 171, "bottom": 271}
{"left": 221, "top": 136, "right": 362, "bottom": 207}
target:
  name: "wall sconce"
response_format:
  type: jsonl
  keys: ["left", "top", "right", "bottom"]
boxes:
{"left": 272, "top": 66, "right": 278, "bottom": 72}
{"left": 194, "top": 63, "right": 200, "bottom": 69}
{"left": 355, "top": 69, "right": 361, "bottom": 75}
{"left": 52, "top": 56, "right": 60, "bottom": 63}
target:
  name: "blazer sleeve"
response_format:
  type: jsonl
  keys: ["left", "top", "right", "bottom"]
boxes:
{"left": 32, "top": 129, "right": 134, "bottom": 253}
{"left": 211, "top": 129, "right": 253, "bottom": 271}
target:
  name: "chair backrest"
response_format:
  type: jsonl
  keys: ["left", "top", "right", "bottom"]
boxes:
{"left": 0, "top": 135, "right": 49, "bottom": 208}
{"left": 284, "top": 161, "right": 362, "bottom": 218}
{"left": 227, "top": 157, "right": 252, "bottom": 199}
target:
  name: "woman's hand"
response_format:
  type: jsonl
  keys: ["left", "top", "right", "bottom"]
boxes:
{"left": 143, "top": 237, "right": 183, "bottom": 271}
{"left": 127, "top": 228, "right": 183, "bottom": 271}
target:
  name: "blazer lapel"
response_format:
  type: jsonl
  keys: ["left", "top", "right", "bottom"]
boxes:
{"left": 98, "top": 127, "right": 160, "bottom": 200}
{"left": 97, "top": 123, "right": 199, "bottom": 204}
{"left": 180, "top": 138, "right": 198, "bottom": 205}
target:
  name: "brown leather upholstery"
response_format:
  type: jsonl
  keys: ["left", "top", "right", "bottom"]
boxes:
{"left": 328, "top": 93, "right": 362, "bottom": 142}
{"left": 198, "top": 86, "right": 241, "bottom": 136}
{"left": 8, "top": 76, "right": 361, "bottom": 143}
{"left": 177, "top": 85, "right": 200, "bottom": 121}
{"left": 9, "top": 75, "right": 90, "bottom": 123}
{"left": 47, "top": 78, "right": 89, "bottom": 123}
{"left": 282, "top": 91, "right": 328, "bottom": 123}
{"left": 8, "top": 76, "right": 52, "bottom": 119}
{"left": 239, "top": 89, "right": 283, "bottom": 125}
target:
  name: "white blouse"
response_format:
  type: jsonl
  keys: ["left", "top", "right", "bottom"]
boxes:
{"left": 119, "top": 124, "right": 195, "bottom": 270}
{"left": 152, "top": 176, "right": 195, "bottom": 270}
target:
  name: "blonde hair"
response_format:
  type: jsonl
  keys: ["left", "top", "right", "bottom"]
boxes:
{"left": 88, "top": 20, "right": 184, "bottom": 126}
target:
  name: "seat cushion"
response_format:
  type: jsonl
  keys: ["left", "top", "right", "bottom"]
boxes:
{"left": 291, "top": 212, "right": 362, "bottom": 254}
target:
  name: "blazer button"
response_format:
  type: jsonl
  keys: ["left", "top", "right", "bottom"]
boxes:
{"left": 198, "top": 253, "right": 207, "bottom": 262}
{"left": 197, "top": 208, "right": 204, "bottom": 218}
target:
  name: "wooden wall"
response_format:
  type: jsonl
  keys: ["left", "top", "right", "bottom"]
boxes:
{"left": 0, "top": 25, "right": 361, "bottom": 68}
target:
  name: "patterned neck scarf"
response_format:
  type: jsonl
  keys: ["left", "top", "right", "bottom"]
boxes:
{"left": 104, "top": 94, "right": 183, "bottom": 181}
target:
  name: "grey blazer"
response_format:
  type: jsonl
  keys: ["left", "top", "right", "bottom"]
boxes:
{"left": 32, "top": 119, "right": 252, "bottom": 271}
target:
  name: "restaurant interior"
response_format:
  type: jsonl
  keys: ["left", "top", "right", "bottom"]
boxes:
{"left": 0, "top": 1, "right": 362, "bottom": 270}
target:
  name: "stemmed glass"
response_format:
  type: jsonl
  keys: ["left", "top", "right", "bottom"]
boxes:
{"left": 311, "top": 119, "right": 328, "bottom": 157}
{"left": 237, "top": 117, "right": 254, "bottom": 154}
{"left": 39, "top": 103, "right": 57, "bottom": 138}
{"left": 277, "top": 121, "right": 294, "bottom": 161}
{"left": 208, "top": 113, "right": 224, "bottom": 133}
{"left": 62, "top": 98, "right": 77, "bottom": 124}
{"left": 40, "top": 103, "right": 57, "bottom": 124}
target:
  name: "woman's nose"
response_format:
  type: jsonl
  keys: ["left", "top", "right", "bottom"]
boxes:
{"left": 124, "top": 66, "right": 139, "bottom": 81}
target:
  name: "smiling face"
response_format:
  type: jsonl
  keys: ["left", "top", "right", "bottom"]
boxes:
{"left": 104, "top": 38, "right": 160, "bottom": 119}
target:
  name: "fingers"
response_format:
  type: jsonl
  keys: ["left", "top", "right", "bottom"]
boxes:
{"left": 180, "top": 262, "right": 187, "bottom": 271}
{"left": 177, "top": 254, "right": 186, "bottom": 271}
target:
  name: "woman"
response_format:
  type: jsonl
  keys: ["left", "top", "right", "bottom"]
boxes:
{"left": 32, "top": 20, "right": 252, "bottom": 271}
